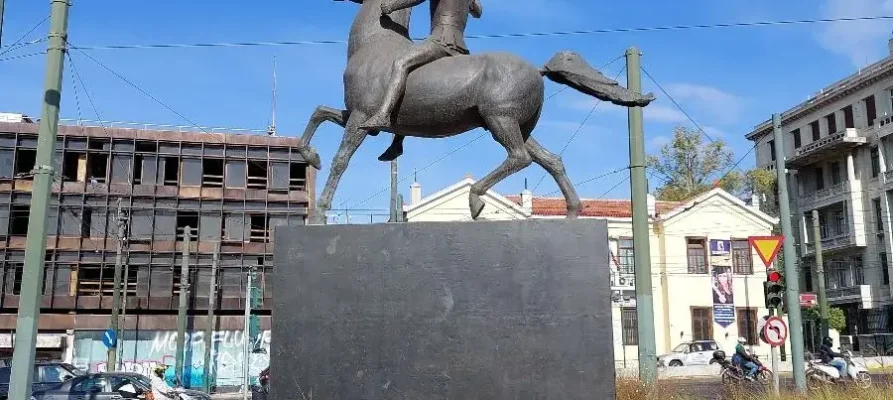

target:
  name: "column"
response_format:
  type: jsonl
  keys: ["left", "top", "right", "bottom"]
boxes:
{"left": 847, "top": 151, "right": 857, "bottom": 181}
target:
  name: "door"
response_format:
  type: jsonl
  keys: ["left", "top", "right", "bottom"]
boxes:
{"left": 687, "top": 343, "right": 712, "bottom": 365}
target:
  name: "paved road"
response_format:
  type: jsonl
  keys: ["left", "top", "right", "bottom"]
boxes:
{"left": 671, "top": 373, "right": 892, "bottom": 399}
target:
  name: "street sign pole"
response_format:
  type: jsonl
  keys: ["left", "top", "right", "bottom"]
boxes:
{"left": 749, "top": 235, "right": 785, "bottom": 396}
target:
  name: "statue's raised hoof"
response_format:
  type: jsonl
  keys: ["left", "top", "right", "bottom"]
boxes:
{"left": 469, "top": 193, "right": 485, "bottom": 220}
{"left": 377, "top": 144, "right": 403, "bottom": 162}
{"left": 300, "top": 147, "right": 322, "bottom": 170}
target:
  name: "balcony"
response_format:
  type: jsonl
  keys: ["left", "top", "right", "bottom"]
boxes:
{"left": 877, "top": 115, "right": 893, "bottom": 140}
{"left": 802, "top": 231, "right": 865, "bottom": 255}
{"left": 799, "top": 181, "right": 853, "bottom": 211}
{"left": 787, "top": 128, "right": 868, "bottom": 168}
{"left": 827, "top": 284, "right": 889, "bottom": 308}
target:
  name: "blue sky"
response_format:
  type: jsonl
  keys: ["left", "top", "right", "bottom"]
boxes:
{"left": 1, "top": 0, "right": 892, "bottom": 220}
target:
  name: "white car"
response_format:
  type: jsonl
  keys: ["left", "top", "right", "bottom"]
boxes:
{"left": 658, "top": 340, "right": 720, "bottom": 367}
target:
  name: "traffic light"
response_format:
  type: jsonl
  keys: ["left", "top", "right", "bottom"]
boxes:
{"left": 764, "top": 269, "right": 784, "bottom": 309}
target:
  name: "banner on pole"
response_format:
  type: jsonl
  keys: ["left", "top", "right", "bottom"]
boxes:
{"left": 710, "top": 240, "right": 735, "bottom": 328}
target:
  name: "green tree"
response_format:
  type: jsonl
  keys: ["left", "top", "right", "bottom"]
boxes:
{"left": 804, "top": 306, "right": 847, "bottom": 332}
{"left": 647, "top": 126, "right": 743, "bottom": 201}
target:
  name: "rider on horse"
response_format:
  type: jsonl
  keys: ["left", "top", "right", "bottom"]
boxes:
{"left": 361, "top": 0, "right": 483, "bottom": 161}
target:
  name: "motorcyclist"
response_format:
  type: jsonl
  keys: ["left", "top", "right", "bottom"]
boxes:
{"left": 150, "top": 365, "right": 180, "bottom": 400}
{"left": 819, "top": 336, "right": 847, "bottom": 379}
{"left": 731, "top": 337, "right": 759, "bottom": 380}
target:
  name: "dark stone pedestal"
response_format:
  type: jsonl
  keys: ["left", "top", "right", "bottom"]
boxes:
{"left": 271, "top": 219, "right": 614, "bottom": 399}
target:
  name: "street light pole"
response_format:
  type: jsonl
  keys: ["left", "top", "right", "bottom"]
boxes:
{"left": 8, "top": 2, "right": 69, "bottom": 400}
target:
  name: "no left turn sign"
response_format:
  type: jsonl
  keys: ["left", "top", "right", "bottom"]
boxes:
{"left": 762, "top": 316, "right": 788, "bottom": 347}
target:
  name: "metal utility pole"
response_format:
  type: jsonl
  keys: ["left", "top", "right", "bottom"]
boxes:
{"left": 242, "top": 268, "right": 255, "bottom": 400}
{"left": 204, "top": 242, "right": 220, "bottom": 393}
{"left": 812, "top": 209, "right": 830, "bottom": 338}
{"left": 772, "top": 113, "right": 807, "bottom": 391}
{"left": 389, "top": 142, "right": 398, "bottom": 222}
{"left": 175, "top": 226, "right": 192, "bottom": 386}
{"left": 626, "top": 47, "right": 656, "bottom": 384}
{"left": 109, "top": 198, "right": 126, "bottom": 371}
{"left": 8, "top": 2, "right": 69, "bottom": 400}
{"left": 116, "top": 249, "right": 130, "bottom": 372}
{"left": 0, "top": 0, "right": 5, "bottom": 48}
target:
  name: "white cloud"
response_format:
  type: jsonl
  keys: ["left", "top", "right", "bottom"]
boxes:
{"left": 817, "top": 0, "right": 893, "bottom": 67}
{"left": 662, "top": 83, "right": 743, "bottom": 124}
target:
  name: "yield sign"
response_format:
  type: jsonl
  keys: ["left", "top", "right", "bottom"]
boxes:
{"left": 748, "top": 236, "right": 784, "bottom": 268}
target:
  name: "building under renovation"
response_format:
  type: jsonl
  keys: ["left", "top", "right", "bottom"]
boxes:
{"left": 0, "top": 114, "right": 313, "bottom": 387}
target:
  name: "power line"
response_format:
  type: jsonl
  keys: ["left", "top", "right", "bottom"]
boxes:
{"left": 68, "top": 15, "right": 893, "bottom": 52}
{"left": 0, "top": 51, "right": 43, "bottom": 62}
{"left": 543, "top": 166, "right": 629, "bottom": 196}
{"left": 0, "top": 15, "right": 49, "bottom": 56}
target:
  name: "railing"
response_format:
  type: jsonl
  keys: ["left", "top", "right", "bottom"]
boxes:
{"left": 803, "top": 232, "right": 857, "bottom": 253}
{"left": 828, "top": 285, "right": 865, "bottom": 299}
{"left": 794, "top": 130, "right": 848, "bottom": 157}
{"left": 55, "top": 118, "right": 269, "bottom": 135}
{"left": 800, "top": 181, "right": 849, "bottom": 207}
{"left": 877, "top": 115, "right": 893, "bottom": 139}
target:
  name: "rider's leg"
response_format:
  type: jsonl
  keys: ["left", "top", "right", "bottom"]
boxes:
{"left": 378, "top": 135, "right": 405, "bottom": 161}
{"left": 360, "top": 40, "right": 449, "bottom": 131}
{"left": 830, "top": 359, "right": 847, "bottom": 376}
{"left": 745, "top": 361, "right": 758, "bottom": 377}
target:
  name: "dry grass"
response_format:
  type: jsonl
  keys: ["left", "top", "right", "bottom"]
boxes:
{"left": 615, "top": 377, "right": 893, "bottom": 400}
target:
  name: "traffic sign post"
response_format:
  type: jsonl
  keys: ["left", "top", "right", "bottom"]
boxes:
{"left": 749, "top": 235, "right": 785, "bottom": 395}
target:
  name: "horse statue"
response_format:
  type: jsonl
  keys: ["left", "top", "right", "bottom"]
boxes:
{"left": 297, "top": 0, "right": 654, "bottom": 224}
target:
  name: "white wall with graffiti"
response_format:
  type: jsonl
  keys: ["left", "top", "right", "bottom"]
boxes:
{"left": 72, "top": 330, "right": 270, "bottom": 389}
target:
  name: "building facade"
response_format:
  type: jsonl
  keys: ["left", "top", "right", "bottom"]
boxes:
{"left": 745, "top": 43, "right": 893, "bottom": 343}
{"left": 404, "top": 177, "right": 779, "bottom": 366}
{"left": 0, "top": 114, "right": 313, "bottom": 387}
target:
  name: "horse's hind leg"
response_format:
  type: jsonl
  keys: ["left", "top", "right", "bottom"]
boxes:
{"left": 297, "top": 106, "right": 349, "bottom": 170}
{"left": 525, "top": 137, "right": 581, "bottom": 218}
{"left": 469, "top": 116, "right": 532, "bottom": 220}
{"left": 309, "top": 112, "right": 369, "bottom": 225}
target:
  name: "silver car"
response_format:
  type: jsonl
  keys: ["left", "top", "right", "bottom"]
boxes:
{"left": 30, "top": 372, "right": 210, "bottom": 400}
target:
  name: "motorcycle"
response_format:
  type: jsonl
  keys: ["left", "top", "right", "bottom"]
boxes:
{"left": 806, "top": 351, "right": 871, "bottom": 389}
{"left": 712, "top": 351, "right": 772, "bottom": 385}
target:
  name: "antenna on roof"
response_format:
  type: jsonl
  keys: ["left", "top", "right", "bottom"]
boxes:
{"left": 524, "top": 178, "right": 528, "bottom": 190}
{"left": 267, "top": 55, "right": 277, "bottom": 136}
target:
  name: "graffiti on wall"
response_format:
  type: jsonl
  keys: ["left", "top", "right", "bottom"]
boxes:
{"left": 73, "top": 330, "right": 271, "bottom": 389}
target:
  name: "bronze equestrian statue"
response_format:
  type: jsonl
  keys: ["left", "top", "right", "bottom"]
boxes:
{"left": 297, "top": 0, "right": 654, "bottom": 224}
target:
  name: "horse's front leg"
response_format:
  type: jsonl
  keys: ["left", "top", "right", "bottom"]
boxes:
{"left": 309, "top": 112, "right": 369, "bottom": 225}
{"left": 298, "top": 106, "right": 350, "bottom": 170}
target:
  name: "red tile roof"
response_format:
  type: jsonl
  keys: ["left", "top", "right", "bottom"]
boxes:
{"left": 505, "top": 196, "right": 681, "bottom": 218}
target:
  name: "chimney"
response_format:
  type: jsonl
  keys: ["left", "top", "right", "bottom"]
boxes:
{"left": 750, "top": 193, "right": 762, "bottom": 212}
{"left": 520, "top": 189, "right": 533, "bottom": 214}
{"left": 410, "top": 181, "right": 422, "bottom": 206}
{"left": 646, "top": 193, "right": 656, "bottom": 218}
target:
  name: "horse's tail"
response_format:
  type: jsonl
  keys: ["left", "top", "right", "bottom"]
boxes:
{"left": 540, "top": 51, "right": 655, "bottom": 107}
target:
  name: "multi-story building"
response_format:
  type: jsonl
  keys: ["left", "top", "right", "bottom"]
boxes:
{"left": 403, "top": 177, "right": 779, "bottom": 366}
{"left": 0, "top": 114, "right": 313, "bottom": 387}
{"left": 745, "top": 41, "right": 893, "bottom": 342}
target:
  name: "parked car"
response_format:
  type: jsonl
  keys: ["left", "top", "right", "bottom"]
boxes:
{"left": 0, "top": 362, "right": 83, "bottom": 399}
{"left": 657, "top": 340, "right": 721, "bottom": 367}
{"left": 30, "top": 372, "right": 210, "bottom": 400}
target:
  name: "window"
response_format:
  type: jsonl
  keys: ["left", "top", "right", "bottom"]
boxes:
{"left": 5, "top": 263, "right": 23, "bottom": 295}
{"left": 834, "top": 209, "right": 846, "bottom": 235}
{"left": 247, "top": 161, "right": 267, "bottom": 189}
{"left": 811, "top": 120, "right": 820, "bottom": 141}
{"left": 686, "top": 238, "right": 708, "bottom": 274}
{"left": 162, "top": 157, "right": 179, "bottom": 185}
{"left": 844, "top": 105, "right": 855, "bottom": 129}
{"left": 202, "top": 159, "right": 224, "bottom": 187}
{"left": 176, "top": 211, "right": 199, "bottom": 241}
{"left": 731, "top": 240, "right": 752, "bottom": 274}
{"left": 804, "top": 263, "right": 813, "bottom": 292}
{"left": 831, "top": 162, "right": 841, "bottom": 185}
{"left": 826, "top": 113, "right": 837, "bottom": 135}
{"left": 9, "top": 205, "right": 29, "bottom": 235}
{"left": 691, "top": 307, "right": 713, "bottom": 340}
{"left": 792, "top": 129, "right": 801, "bottom": 149}
{"left": 618, "top": 238, "right": 634, "bottom": 274}
{"left": 872, "top": 148, "right": 881, "bottom": 178}
{"left": 853, "top": 256, "right": 864, "bottom": 286}
{"left": 882, "top": 253, "right": 890, "bottom": 285}
{"left": 814, "top": 167, "right": 824, "bottom": 190}
{"left": 621, "top": 307, "right": 638, "bottom": 345}
{"left": 768, "top": 140, "right": 775, "bottom": 161}
{"left": 290, "top": 162, "right": 308, "bottom": 191}
{"left": 737, "top": 308, "right": 758, "bottom": 345}
{"left": 866, "top": 95, "right": 877, "bottom": 126}
{"left": 874, "top": 198, "right": 884, "bottom": 232}
{"left": 249, "top": 214, "right": 270, "bottom": 243}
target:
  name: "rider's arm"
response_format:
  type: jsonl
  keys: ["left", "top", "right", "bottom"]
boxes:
{"left": 381, "top": 0, "right": 426, "bottom": 14}
{"left": 470, "top": 0, "right": 482, "bottom": 18}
